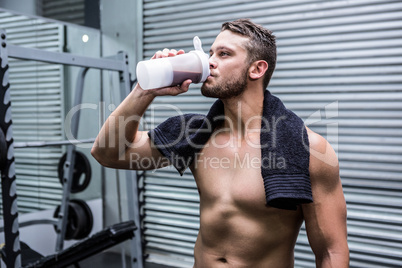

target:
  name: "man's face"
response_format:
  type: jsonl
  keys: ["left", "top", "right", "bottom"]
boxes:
{"left": 201, "top": 30, "right": 251, "bottom": 99}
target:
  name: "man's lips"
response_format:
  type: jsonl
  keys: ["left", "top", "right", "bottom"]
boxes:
{"left": 208, "top": 73, "right": 216, "bottom": 78}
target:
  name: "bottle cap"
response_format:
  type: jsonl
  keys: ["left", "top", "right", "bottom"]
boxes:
{"left": 190, "top": 36, "right": 210, "bottom": 83}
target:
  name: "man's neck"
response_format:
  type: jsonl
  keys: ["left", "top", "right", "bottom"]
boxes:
{"left": 220, "top": 87, "right": 265, "bottom": 138}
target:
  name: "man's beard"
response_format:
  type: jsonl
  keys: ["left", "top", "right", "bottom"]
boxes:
{"left": 201, "top": 70, "right": 248, "bottom": 99}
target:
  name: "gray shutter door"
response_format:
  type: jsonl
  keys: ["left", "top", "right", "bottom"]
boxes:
{"left": 42, "top": 0, "right": 85, "bottom": 26}
{"left": 141, "top": 1, "right": 402, "bottom": 267}
{"left": 0, "top": 9, "right": 65, "bottom": 213}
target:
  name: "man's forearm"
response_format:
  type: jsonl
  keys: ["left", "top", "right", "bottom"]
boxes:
{"left": 317, "top": 249, "right": 350, "bottom": 268}
{"left": 91, "top": 84, "right": 155, "bottom": 165}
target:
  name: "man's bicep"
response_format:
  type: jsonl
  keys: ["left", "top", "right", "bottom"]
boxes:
{"left": 123, "top": 131, "right": 171, "bottom": 170}
{"left": 302, "top": 176, "right": 348, "bottom": 266}
{"left": 302, "top": 175, "right": 347, "bottom": 249}
{"left": 302, "top": 131, "right": 349, "bottom": 266}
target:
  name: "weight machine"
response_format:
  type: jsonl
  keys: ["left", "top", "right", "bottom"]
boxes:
{"left": 0, "top": 29, "right": 144, "bottom": 268}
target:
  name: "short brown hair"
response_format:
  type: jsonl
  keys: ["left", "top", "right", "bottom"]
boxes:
{"left": 221, "top": 19, "right": 277, "bottom": 88}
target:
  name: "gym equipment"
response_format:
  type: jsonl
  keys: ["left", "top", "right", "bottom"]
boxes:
{"left": 58, "top": 151, "right": 92, "bottom": 193}
{"left": 0, "top": 31, "right": 20, "bottom": 268}
{"left": 2, "top": 221, "right": 136, "bottom": 268}
{"left": 53, "top": 66, "right": 94, "bottom": 252}
{"left": 13, "top": 138, "right": 95, "bottom": 148}
{"left": 23, "top": 221, "right": 136, "bottom": 268}
{"left": 53, "top": 199, "right": 93, "bottom": 240}
{"left": 0, "top": 29, "right": 144, "bottom": 268}
{"left": 0, "top": 130, "right": 6, "bottom": 170}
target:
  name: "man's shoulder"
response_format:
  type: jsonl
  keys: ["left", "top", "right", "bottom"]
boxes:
{"left": 306, "top": 127, "right": 340, "bottom": 190}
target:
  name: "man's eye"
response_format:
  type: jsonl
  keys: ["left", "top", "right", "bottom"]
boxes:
{"left": 220, "top": 51, "right": 229, "bottom": 56}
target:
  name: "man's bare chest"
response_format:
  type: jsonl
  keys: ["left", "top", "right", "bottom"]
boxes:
{"left": 191, "top": 134, "right": 267, "bottom": 209}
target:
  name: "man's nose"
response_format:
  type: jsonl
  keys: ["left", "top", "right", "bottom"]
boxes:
{"left": 209, "top": 56, "right": 217, "bottom": 69}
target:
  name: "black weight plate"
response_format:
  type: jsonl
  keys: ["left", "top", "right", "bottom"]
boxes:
{"left": 70, "top": 199, "right": 93, "bottom": 239}
{"left": 0, "top": 130, "right": 7, "bottom": 170}
{"left": 58, "top": 151, "right": 91, "bottom": 193}
{"left": 53, "top": 199, "right": 93, "bottom": 240}
{"left": 53, "top": 204, "right": 75, "bottom": 240}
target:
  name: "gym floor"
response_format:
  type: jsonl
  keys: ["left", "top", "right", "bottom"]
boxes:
{"left": 78, "top": 252, "right": 176, "bottom": 268}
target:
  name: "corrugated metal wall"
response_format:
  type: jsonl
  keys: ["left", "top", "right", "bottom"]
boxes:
{"left": 42, "top": 0, "right": 85, "bottom": 26}
{"left": 141, "top": 0, "right": 402, "bottom": 267}
{"left": 0, "top": 9, "right": 65, "bottom": 213}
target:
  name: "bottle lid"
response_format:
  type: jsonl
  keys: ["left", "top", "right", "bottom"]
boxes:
{"left": 190, "top": 36, "right": 210, "bottom": 83}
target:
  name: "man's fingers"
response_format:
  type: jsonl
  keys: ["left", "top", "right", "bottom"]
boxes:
{"left": 168, "top": 49, "right": 178, "bottom": 56}
{"left": 162, "top": 48, "right": 170, "bottom": 57}
{"left": 180, "top": 79, "right": 192, "bottom": 89}
{"left": 171, "top": 79, "right": 191, "bottom": 95}
{"left": 152, "top": 48, "right": 185, "bottom": 59}
{"left": 147, "top": 79, "right": 192, "bottom": 96}
{"left": 151, "top": 50, "right": 163, "bottom": 59}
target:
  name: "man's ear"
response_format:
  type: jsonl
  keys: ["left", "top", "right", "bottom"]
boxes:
{"left": 249, "top": 60, "right": 268, "bottom": 80}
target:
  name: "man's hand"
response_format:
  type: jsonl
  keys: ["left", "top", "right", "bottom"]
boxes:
{"left": 92, "top": 47, "right": 191, "bottom": 170}
{"left": 135, "top": 48, "right": 191, "bottom": 96}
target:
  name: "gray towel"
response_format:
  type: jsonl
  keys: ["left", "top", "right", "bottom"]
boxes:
{"left": 148, "top": 90, "right": 312, "bottom": 210}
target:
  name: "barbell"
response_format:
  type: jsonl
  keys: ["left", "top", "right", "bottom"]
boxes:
{"left": 13, "top": 138, "right": 95, "bottom": 148}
